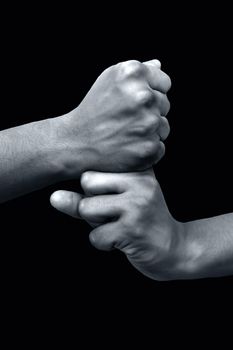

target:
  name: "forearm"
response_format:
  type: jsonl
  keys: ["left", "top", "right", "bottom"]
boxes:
{"left": 0, "top": 117, "right": 72, "bottom": 203}
{"left": 175, "top": 213, "right": 233, "bottom": 279}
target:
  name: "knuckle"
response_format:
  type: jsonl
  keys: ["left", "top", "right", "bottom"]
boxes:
{"left": 160, "top": 95, "right": 171, "bottom": 116}
{"left": 80, "top": 172, "right": 91, "bottom": 190}
{"left": 160, "top": 117, "right": 170, "bottom": 140}
{"left": 138, "top": 137, "right": 163, "bottom": 166}
{"left": 154, "top": 90, "right": 165, "bottom": 111}
{"left": 155, "top": 70, "right": 172, "bottom": 93}
{"left": 78, "top": 198, "right": 90, "bottom": 218}
{"left": 146, "top": 115, "right": 161, "bottom": 133}
{"left": 162, "top": 72, "right": 172, "bottom": 92}
{"left": 119, "top": 60, "right": 144, "bottom": 79}
{"left": 80, "top": 171, "right": 97, "bottom": 193}
{"left": 134, "top": 115, "right": 160, "bottom": 137}
{"left": 89, "top": 232, "right": 99, "bottom": 248}
{"left": 154, "top": 142, "right": 166, "bottom": 163}
{"left": 134, "top": 89, "right": 155, "bottom": 108}
{"left": 153, "top": 89, "right": 163, "bottom": 102}
{"left": 140, "top": 140, "right": 155, "bottom": 159}
{"left": 89, "top": 231, "right": 113, "bottom": 251}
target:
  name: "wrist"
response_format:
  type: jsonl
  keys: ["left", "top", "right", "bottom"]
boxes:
{"left": 36, "top": 117, "right": 70, "bottom": 183}
{"left": 154, "top": 219, "right": 187, "bottom": 281}
{"left": 51, "top": 111, "right": 89, "bottom": 180}
{"left": 168, "top": 220, "right": 205, "bottom": 280}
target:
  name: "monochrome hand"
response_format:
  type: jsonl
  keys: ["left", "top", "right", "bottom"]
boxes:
{"left": 57, "top": 59, "right": 171, "bottom": 178}
{"left": 50, "top": 169, "right": 184, "bottom": 281}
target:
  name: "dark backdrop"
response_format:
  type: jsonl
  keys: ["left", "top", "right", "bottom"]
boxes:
{"left": 0, "top": 3, "right": 232, "bottom": 345}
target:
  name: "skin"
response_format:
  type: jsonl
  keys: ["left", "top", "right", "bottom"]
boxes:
{"left": 0, "top": 59, "right": 171, "bottom": 203}
{"left": 50, "top": 170, "right": 233, "bottom": 281}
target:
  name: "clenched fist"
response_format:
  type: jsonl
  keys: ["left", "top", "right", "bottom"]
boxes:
{"left": 50, "top": 169, "right": 185, "bottom": 281}
{"left": 56, "top": 59, "right": 171, "bottom": 178}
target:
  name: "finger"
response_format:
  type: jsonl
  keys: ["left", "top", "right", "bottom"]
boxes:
{"left": 79, "top": 195, "right": 122, "bottom": 223}
{"left": 89, "top": 222, "right": 121, "bottom": 251}
{"left": 153, "top": 141, "right": 166, "bottom": 164}
{"left": 153, "top": 91, "right": 170, "bottom": 116}
{"left": 158, "top": 116, "right": 170, "bottom": 141}
{"left": 143, "top": 59, "right": 161, "bottom": 69}
{"left": 81, "top": 171, "right": 127, "bottom": 195}
{"left": 50, "top": 190, "right": 84, "bottom": 219}
{"left": 144, "top": 64, "right": 171, "bottom": 93}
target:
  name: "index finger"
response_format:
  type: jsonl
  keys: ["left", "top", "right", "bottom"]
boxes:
{"left": 143, "top": 61, "right": 171, "bottom": 93}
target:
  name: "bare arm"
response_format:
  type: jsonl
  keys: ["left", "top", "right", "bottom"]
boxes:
{"left": 0, "top": 59, "right": 171, "bottom": 203}
{"left": 0, "top": 118, "right": 66, "bottom": 203}
{"left": 180, "top": 213, "right": 233, "bottom": 279}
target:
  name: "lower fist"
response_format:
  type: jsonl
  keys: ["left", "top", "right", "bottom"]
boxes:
{"left": 50, "top": 169, "right": 184, "bottom": 281}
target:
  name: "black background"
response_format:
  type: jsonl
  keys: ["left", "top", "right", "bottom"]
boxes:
{"left": 0, "top": 3, "right": 232, "bottom": 345}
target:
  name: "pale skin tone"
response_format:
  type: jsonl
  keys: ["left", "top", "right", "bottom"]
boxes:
{"left": 50, "top": 170, "right": 233, "bottom": 281}
{"left": 0, "top": 59, "right": 170, "bottom": 203}
{"left": 2, "top": 57, "right": 232, "bottom": 280}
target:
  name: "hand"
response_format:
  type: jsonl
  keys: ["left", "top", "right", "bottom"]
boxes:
{"left": 50, "top": 169, "right": 185, "bottom": 281}
{"left": 57, "top": 59, "right": 171, "bottom": 178}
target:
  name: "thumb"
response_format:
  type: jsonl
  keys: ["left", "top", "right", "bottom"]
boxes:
{"left": 50, "top": 190, "right": 84, "bottom": 219}
{"left": 143, "top": 59, "right": 161, "bottom": 69}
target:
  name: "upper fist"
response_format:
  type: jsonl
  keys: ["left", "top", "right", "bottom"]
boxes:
{"left": 59, "top": 59, "right": 171, "bottom": 177}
